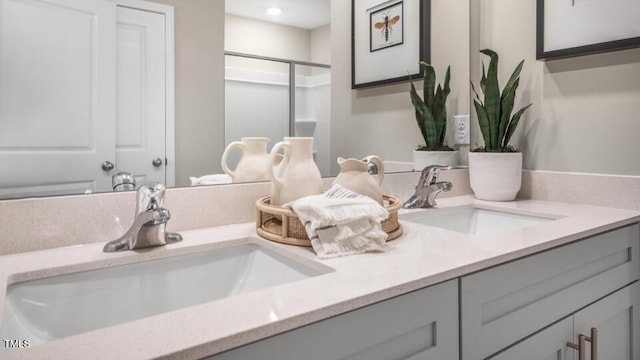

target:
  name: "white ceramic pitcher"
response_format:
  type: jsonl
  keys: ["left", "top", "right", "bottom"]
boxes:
{"left": 334, "top": 155, "right": 385, "bottom": 204}
{"left": 268, "top": 137, "right": 323, "bottom": 206}
{"left": 221, "top": 137, "right": 271, "bottom": 183}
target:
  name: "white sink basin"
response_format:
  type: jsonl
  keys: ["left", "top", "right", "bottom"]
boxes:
{"left": 0, "top": 242, "right": 324, "bottom": 346}
{"left": 402, "top": 207, "right": 553, "bottom": 236}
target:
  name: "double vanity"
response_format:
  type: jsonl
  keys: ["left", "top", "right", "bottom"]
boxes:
{"left": 0, "top": 186, "right": 639, "bottom": 359}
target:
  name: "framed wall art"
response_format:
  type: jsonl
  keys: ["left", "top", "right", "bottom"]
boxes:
{"left": 537, "top": 0, "right": 640, "bottom": 60}
{"left": 352, "top": 0, "right": 430, "bottom": 89}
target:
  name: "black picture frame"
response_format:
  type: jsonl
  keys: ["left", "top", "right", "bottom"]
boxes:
{"left": 536, "top": 0, "right": 640, "bottom": 61}
{"left": 352, "top": 0, "right": 430, "bottom": 89}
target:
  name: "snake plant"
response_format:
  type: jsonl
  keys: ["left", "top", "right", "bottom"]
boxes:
{"left": 471, "top": 49, "right": 532, "bottom": 152}
{"left": 409, "top": 62, "right": 453, "bottom": 151}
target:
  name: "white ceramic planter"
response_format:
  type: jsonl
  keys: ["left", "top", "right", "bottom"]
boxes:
{"left": 468, "top": 152, "right": 522, "bottom": 201}
{"left": 413, "top": 150, "right": 458, "bottom": 171}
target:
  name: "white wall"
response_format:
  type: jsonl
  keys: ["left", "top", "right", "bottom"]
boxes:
{"left": 331, "top": 0, "right": 471, "bottom": 174}
{"left": 474, "top": 0, "right": 640, "bottom": 176}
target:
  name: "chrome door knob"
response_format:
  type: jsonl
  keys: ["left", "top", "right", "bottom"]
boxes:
{"left": 101, "top": 161, "right": 115, "bottom": 171}
{"left": 152, "top": 158, "right": 163, "bottom": 167}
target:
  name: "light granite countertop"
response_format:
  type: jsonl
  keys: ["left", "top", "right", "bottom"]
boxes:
{"left": 1, "top": 195, "right": 639, "bottom": 359}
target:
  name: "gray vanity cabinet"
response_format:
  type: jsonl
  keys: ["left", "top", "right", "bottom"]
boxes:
{"left": 210, "top": 279, "right": 459, "bottom": 360}
{"left": 210, "top": 223, "right": 640, "bottom": 360}
{"left": 461, "top": 224, "right": 640, "bottom": 360}
{"left": 488, "top": 282, "right": 640, "bottom": 360}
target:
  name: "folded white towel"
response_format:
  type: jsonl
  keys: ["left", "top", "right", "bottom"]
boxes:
{"left": 189, "top": 174, "right": 232, "bottom": 186}
{"left": 285, "top": 184, "right": 389, "bottom": 258}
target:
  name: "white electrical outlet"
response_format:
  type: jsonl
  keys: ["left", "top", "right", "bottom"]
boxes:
{"left": 453, "top": 115, "right": 470, "bottom": 145}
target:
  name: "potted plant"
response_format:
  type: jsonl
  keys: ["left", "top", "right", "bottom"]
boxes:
{"left": 469, "top": 49, "right": 532, "bottom": 201}
{"left": 409, "top": 62, "right": 458, "bottom": 171}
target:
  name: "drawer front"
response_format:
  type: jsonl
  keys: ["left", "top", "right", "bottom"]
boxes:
{"left": 210, "top": 279, "right": 458, "bottom": 360}
{"left": 461, "top": 223, "right": 640, "bottom": 360}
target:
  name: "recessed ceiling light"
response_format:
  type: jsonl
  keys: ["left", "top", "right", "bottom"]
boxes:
{"left": 266, "top": 7, "right": 282, "bottom": 15}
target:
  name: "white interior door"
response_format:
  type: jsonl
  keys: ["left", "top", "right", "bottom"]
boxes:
{"left": 115, "top": 5, "right": 166, "bottom": 186}
{"left": 0, "top": 0, "right": 116, "bottom": 198}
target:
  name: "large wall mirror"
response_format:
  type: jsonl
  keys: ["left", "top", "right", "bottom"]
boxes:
{"left": 224, "top": 0, "right": 333, "bottom": 180}
{"left": 0, "top": 0, "right": 470, "bottom": 200}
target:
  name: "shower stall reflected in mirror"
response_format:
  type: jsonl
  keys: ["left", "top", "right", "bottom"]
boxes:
{"left": 224, "top": 53, "right": 331, "bottom": 177}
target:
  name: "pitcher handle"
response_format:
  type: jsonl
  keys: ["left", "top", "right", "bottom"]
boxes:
{"left": 363, "top": 155, "right": 384, "bottom": 185}
{"left": 268, "top": 141, "right": 289, "bottom": 188}
{"left": 220, "top": 141, "right": 244, "bottom": 180}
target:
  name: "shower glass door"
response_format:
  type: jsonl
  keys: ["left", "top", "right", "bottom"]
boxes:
{"left": 224, "top": 55, "right": 290, "bottom": 169}
{"left": 294, "top": 65, "right": 331, "bottom": 177}
{"left": 224, "top": 53, "right": 331, "bottom": 176}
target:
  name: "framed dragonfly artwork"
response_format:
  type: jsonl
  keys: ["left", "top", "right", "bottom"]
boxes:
{"left": 370, "top": 1, "right": 404, "bottom": 52}
{"left": 352, "top": 0, "right": 430, "bottom": 89}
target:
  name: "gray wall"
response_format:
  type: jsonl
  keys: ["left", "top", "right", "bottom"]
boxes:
{"left": 151, "top": 0, "right": 225, "bottom": 186}
{"left": 149, "top": 0, "right": 640, "bottom": 185}
{"left": 472, "top": 0, "right": 640, "bottom": 176}
{"left": 225, "top": 14, "right": 313, "bottom": 63}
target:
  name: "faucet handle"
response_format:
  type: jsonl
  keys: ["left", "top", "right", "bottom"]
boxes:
{"left": 419, "top": 165, "right": 451, "bottom": 187}
{"left": 136, "top": 182, "right": 166, "bottom": 213}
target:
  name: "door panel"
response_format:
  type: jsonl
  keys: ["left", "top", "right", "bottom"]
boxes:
{"left": 115, "top": 6, "right": 166, "bottom": 185}
{"left": 0, "top": 0, "right": 116, "bottom": 196}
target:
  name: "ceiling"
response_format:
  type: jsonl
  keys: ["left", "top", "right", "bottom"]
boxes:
{"left": 225, "top": 0, "right": 331, "bottom": 30}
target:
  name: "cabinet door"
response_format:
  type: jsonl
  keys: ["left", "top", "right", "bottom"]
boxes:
{"left": 488, "top": 317, "right": 573, "bottom": 360}
{"left": 209, "top": 279, "right": 458, "bottom": 360}
{"left": 0, "top": 0, "right": 116, "bottom": 196}
{"left": 573, "top": 282, "right": 640, "bottom": 360}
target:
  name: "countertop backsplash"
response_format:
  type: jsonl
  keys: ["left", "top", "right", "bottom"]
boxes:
{"left": 0, "top": 169, "right": 638, "bottom": 255}
{"left": 519, "top": 170, "right": 640, "bottom": 211}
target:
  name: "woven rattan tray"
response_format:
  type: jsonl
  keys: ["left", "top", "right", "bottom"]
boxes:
{"left": 255, "top": 195, "right": 403, "bottom": 246}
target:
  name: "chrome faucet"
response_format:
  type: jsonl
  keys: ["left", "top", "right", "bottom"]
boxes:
{"left": 403, "top": 165, "right": 453, "bottom": 208}
{"left": 104, "top": 182, "right": 182, "bottom": 252}
{"left": 112, "top": 171, "right": 136, "bottom": 192}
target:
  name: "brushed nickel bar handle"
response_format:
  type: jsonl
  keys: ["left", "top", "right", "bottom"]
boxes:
{"left": 585, "top": 327, "right": 598, "bottom": 360}
{"left": 567, "top": 334, "right": 586, "bottom": 360}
